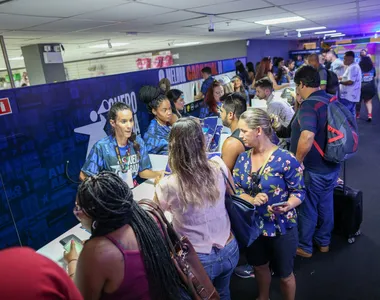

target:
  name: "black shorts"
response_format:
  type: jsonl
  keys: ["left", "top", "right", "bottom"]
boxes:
{"left": 246, "top": 226, "right": 298, "bottom": 278}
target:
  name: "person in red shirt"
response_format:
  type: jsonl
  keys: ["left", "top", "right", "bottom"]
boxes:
{"left": 0, "top": 247, "right": 82, "bottom": 300}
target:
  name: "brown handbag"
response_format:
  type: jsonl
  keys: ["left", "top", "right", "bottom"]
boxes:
{"left": 138, "top": 199, "right": 220, "bottom": 300}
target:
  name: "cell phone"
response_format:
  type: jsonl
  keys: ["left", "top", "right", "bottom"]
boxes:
{"left": 60, "top": 234, "right": 83, "bottom": 253}
{"left": 271, "top": 201, "right": 288, "bottom": 208}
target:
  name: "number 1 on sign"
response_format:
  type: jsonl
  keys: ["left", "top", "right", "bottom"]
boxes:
{"left": 0, "top": 101, "right": 5, "bottom": 112}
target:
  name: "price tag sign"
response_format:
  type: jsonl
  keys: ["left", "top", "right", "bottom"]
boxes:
{"left": 0, "top": 98, "right": 12, "bottom": 116}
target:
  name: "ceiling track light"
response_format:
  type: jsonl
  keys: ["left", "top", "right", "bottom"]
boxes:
{"left": 265, "top": 26, "right": 270, "bottom": 35}
{"left": 107, "top": 39, "right": 112, "bottom": 49}
{"left": 297, "top": 31, "right": 301, "bottom": 38}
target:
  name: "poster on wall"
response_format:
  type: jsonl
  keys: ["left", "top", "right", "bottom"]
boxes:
{"left": 136, "top": 51, "right": 174, "bottom": 70}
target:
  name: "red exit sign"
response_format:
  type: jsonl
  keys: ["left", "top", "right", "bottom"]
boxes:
{"left": 0, "top": 98, "right": 12, "bottom": 116}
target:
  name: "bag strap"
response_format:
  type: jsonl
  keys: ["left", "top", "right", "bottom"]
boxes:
{"left": 138, "top": 199, "right": 182, "bottom": 253}
{"left": 307, "top": 95, "right": 337, "bottom": 158}
{"left": 220, "top": 167, "right": 237, "bottom": 195}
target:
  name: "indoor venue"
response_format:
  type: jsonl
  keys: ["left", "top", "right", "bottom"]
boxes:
{"left": 0, "top": 0, "right": 379, "bottom": 299}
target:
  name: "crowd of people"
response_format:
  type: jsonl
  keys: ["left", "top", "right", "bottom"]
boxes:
{"left": 1, "top": 48, "right": 375, "bottom": 300}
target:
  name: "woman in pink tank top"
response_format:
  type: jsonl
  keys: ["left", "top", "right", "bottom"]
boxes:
{"left": 64, "top": 172, "right": 187, "bottom": 300}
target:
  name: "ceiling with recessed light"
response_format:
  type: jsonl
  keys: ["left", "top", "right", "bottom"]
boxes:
{"left": 0, "top": 0, "right": 379, "bottom": 69}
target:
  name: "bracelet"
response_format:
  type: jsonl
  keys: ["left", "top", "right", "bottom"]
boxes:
{"left": 68, "top": 259, "right": 78, "bottom": 264}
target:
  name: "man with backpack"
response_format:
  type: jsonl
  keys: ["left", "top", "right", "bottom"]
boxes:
{"left": 292, "top": 66, "right": 341, "bottom": 258}
{"left": 309, "top": 53, "right": 340, "bottom": 95}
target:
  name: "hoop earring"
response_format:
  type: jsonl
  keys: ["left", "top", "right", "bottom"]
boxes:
{"left": 92, "top": 221, "right": 97, "bottom": 230}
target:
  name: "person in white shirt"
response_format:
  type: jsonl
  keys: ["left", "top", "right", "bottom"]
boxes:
{"left": 326, "top": 50, "right": 345, "bottom": 78}
{"left": 339, "top": 51, "right": 362, "bottom": 116}
{"left": 255, "top": 78, "right": 294, "bottom": 149}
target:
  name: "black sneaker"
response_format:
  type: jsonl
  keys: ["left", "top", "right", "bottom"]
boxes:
{"left": 367, "top": 117, "right": 372, "bottom": 122}
{"left": 234, "top": 264, "right": 255, "bottom": 278}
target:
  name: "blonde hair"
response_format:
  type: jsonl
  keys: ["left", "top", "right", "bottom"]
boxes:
{"left": 168, "top": 117, "right": 220, "bottom": 210}
{"left": 240, "top": 108, "right": 275, "bottom": 138}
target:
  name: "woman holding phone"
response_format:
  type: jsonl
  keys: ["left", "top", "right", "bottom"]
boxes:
{"left": 233, "top": 109, "right": 305, "bottom": 300}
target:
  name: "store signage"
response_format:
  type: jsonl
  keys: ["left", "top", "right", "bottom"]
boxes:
{"left": 0, "top": 98, "right": 12, "bottom": 116}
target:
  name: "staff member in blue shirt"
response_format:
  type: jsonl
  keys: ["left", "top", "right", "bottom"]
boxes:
{"left": 80, "top": 102, "right": 163, "bottom": 186}
{"left": 139, "top": 86, "right": 172, "bottom": 155}
{"left": 195, "top": 67, "right": 214, "bottom": 100}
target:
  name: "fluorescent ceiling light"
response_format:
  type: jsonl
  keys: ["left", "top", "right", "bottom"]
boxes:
{"left": 105, "top": 51, "right": 129, "bottom": 56}
{"left": 315, "top": 30, "right": 336, "bottom": 34}
{"left": 328, "top": 33, "right": 346, "bottom": 37}
{"left": 296, "top": 26, "right": 326, "bottom": 32}
{"left": 325, "top": 32, "right": 343, "bottom": 36}
{"left": 89, "top": 42, "right": 129, "bottom": 49}
{"left": 9, "top": 56, "right": 24, "bottom": 61}
{"left": 173, "top": 42, "right": 201, "bottom": 47}
{"left": 255, "top": 16, "right": 305, "bottom": 25}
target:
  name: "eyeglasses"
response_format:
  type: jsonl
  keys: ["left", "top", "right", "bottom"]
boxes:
{"left": 249, "top": 172, "right": 261, "bottom": 197}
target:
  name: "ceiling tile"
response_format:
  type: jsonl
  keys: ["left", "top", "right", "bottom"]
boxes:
{"left": 165, "top": 16, "right": 228, "bottom": 27}
{"left": 360, "top": 5, "right": 380, "bottom": 12}
{"left": 359, "top": 0, "right": 379, "bottom": 7}
{"left": 245, "top": 12, "right": 300, "bottom": 22}
{"left": 1, "top": 30, "right": 56, "bottom": 39}
{"left": 219, "top": 7, "right": 288, "bottom": 20}
{"left": 0, "top": 14, "right": 60, "bottom": 30}
{"left": 192, "top": 20, "right": 262, "bottom": 31}
{"left": 265, "top": 0, "right": 308, "bottom": 5}
{"left": 136, "top": 0, "right": 235, "bottom": 10}
{"left": 73, "top": 2, "right": 175, "bottom": 22}
{"left": 188, "top": 0, "right": 271, "bottom": 14}
{"left": 145, "top": 11, "right": 204, "bottom": 25}
{"left": 27, "top": 19, "right": 117, "bottom": 32}
{"left": 0, "top": 0, "right": 129, "bottom": 18}
{"left": 282, "top": 0, "right": 356, "bottom": 12}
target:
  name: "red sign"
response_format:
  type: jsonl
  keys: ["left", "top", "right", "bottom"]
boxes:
{"left": 0, "top": 98, "right": 12, "bottom": 116}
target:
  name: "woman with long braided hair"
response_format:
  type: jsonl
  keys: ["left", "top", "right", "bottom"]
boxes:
{"left": 64, "top": 171, "right": 187, "bottom": 300}
{"left": 80, "top": 102, "right": 164, "bottom": 187}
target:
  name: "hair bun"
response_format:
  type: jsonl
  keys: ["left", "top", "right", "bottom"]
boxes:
{"left": 139, "top": 85, "right": 162, "bottom": 105}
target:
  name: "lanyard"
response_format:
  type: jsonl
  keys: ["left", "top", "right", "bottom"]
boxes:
{"left": 114, "top": 139, "right": 130, "bottom": 173}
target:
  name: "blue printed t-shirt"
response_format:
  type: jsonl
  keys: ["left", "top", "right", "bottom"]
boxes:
{"left": 81, "top": 135, "right": 152, "bottom": 179}
{"left": 201, "top": 76, "right": 214, "bottom": 95}
{"left": 290, "top": 90, "right": 340, "bottom": 174}
{"left": 199, "top": 101, "right": 221, "bottom": 119}
{"left": 233, "top": 148, "right": 305, "bottom": 237}
{"left": 143, "top": 118, "right": 171, "bottom": 155}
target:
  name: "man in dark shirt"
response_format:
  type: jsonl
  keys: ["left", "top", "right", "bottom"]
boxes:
{"left": 308, "top": 54, "right": 328, "bottom": 91}
{"left": 291, "top": 66, "right": 340, "bottom": 258}
{"left": 196, "top": 67, "right": 214, "bottom": 100}
{"left": 220, "top": 93, "right": 248, "bottom": 171}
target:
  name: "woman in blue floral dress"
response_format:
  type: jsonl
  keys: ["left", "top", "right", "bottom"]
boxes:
{"left": 233, "top": 109, "right": 305, "bottom": 300}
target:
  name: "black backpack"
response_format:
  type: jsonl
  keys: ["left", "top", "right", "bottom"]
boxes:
{"left": 326, "top": 70, "right": 339, "bottom": 95}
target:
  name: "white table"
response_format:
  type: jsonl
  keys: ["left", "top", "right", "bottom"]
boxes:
{"left": 37, "top": 154, "right": 167, "bottom": 266}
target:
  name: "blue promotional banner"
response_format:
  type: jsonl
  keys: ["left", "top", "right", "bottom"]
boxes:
{"left": 0, "top": 56, "right": 245, "bottom": 250}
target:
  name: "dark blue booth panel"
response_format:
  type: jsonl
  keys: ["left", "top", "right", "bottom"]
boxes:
{"left": 0, "top": 57, "right": 246, "bottom": 250}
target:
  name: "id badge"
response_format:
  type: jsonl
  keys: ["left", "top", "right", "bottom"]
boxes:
{"left": 120, "top": 170, "right": 134, "bottom": 187}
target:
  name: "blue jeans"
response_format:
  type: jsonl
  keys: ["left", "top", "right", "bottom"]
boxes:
{"left": 339, "top": 98, "right": 356, "bottom": 116}
{"left": 197, "top": 238, "right": 239, "bottom": 300}
{"left": 298, "top": 169, "right": 339, "bottom": 253}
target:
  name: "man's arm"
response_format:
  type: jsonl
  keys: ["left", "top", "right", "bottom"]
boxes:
{"left": 296, "top": 130, "right": 315, "bottom": 163}
{"left": 221, "top": 138, "right": 245, "bottom": 171}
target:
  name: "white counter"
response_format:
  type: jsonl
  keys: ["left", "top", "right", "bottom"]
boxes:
{"left": 37, "top": 154, "right": 167, "bottom": 266}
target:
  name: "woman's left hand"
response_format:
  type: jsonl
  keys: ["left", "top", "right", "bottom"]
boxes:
{"left": 63, "top": 240, "right": 79, "bottom": 264}
{"left": 268, "top": 202, "right": 292, "bottom": 214}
